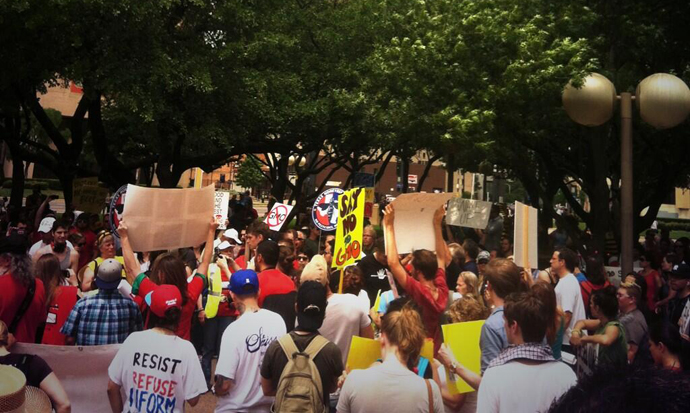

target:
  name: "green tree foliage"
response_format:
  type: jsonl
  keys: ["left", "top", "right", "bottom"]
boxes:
{"left": 235, "top": 157, "right": 267, "bottom": 190}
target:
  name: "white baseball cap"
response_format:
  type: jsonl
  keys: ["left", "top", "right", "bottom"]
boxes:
{"left": 223, "top": 229, "right": 242, "bottom": 245}
{"left": 38, "top": 217, "right": 56, "bottom": 234}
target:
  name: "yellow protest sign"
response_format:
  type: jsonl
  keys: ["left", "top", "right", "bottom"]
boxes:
{"left": 420, "top": 338, "right": 434, "bottom": 361}
{"left": 333, "top": 188, "right": 365, "bottom": 269}
{"left": 346, "top": 336, "right": 381, "bottom": 371}
{"left": 442, "top": 320, "right": 484, "bottom": 394}
{"left": 73, "top": 177, "right": 108, "bottom": 214}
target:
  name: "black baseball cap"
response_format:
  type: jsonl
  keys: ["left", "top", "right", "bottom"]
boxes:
{"left": 296, "top": 281, "right": 328, "bottom": 332}
{"left": 671, "top": 263, "right": 690, "bottom": 279}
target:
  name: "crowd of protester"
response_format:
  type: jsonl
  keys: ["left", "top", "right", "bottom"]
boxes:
{"left": 1, "top": 191, "right": 690, "bottom": 413}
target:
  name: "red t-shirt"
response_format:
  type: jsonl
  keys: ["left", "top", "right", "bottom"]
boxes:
{"left": 77, "top": 229, "right": 97, "bottom": 271}
{"left": 405, "top": 268, "right": 449, "bottom": 355}
{"left": 41, "top": 286, "right": 78, "bottom": 345}
{"left": 257, "top": 269, "right": 296, "bottom": 307}
{"left": 234, "top": 255, "right": 248, "bottom": 271}
{"left": 135, "top": 274, "right": 205, "bottom": 340}
{"left": 644, "top": 270, "right": 660, "bottom": 311}
{"left": 0, "top": 274, "right": 47, "bottom": 343}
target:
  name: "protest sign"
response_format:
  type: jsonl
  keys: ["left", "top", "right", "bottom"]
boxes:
{"left": 14, "top": 343, "right": 120, "bottom": 413}
{"left": 123, "top": 184, "right": 214, "bottom": 251}
{"left": 364, "top": 188, "right": 375, "bottom": 218}
{"left": 108, "top": 185, "right": 127, "bottom": 236}
{"left": 514, "top": 201, "right": 538, "bottom": 268}
{"left": 73, "top": 177, "right": 109, "bottom": 214}
{"left": 605, "top": 266, "right": 643, "bottom": 287}
{"left": 214, "top": 191, "right": 230, "bottom": 229}
{"left": 388, "top": 192, "right": 454, "bottom": 253}
{"left": 446, "top": 198, "right": 491, "bottom": 229}
{"left": 442, "top": 320, "right": 484, "bottom": 394}
{"left": 264, "top": 202, "right": 294, "bottom": 231}
{"left": 312, "top": 188, "right": 344, "bottom": 231}
{"left": 575, "top": 342, "right": 599, "bottom": 380}
{"left": 333, "top": 188, "right": 365, "bottom": 268}
{"left": 346, "top": 337, "right": 434, "bottom": 371}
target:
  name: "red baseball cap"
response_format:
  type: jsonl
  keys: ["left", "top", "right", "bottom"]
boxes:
{"left": 144, "top": 285, "right": 182, "bottom": 318}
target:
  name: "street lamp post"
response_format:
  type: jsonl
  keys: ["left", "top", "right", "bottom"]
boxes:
{"left": 563, "top": 73, "right": 690, "bottom": 276}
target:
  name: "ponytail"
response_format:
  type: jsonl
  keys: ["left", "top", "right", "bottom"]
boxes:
{"left": 381, "top": 300, "right": 426, "bottom": 370}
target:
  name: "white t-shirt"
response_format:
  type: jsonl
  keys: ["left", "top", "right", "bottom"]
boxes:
{"left": 108, "top": 329, "right": 207, "bottom": 413}
{"left": 477, "top": 361, "right": 576, "bottom": 413}
{"left": 435, "top": 365, "right": 477, "bottom": 413}
{"left": 29, "top": 240, "right": 73, "bottom": 257}
{"left": 215, "top": 309, "right": 286, "bottom": 413}
{"left": 555, "top": 273, "right": 587, "bottom": 345}
{"left": 356, "top": 290, "right": 371, "bottom": 314}
{"left": 318, "top": 293, "right": 371, "bottom": 366}
{"left": 337, "top": 358, "right": 444, "bottom": 413}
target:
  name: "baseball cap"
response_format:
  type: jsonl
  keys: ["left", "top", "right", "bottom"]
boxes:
{"left": 223, "top": 229, "right": 242, "bottom": 245}
{"left": 217, "top": 241, "right": 232, "bottom": 250}
{"left": 144, "top": 285, "right": 182, "bottom": 318}
{"left": 229, "top": 269, "right": 259, "bottom": 295}
{"left": 95, "top": 258, "right": 123, "bottom": 290}
{"left": 477, "top": 250, "right": 491, "bottom": 263}
{"left": 38, "top": 217, "right": 56, "bottom": 234}
{"left": 296, "top": 281, "right": 327, "bottom": 331}
{"left": 671, "top": 263, "right": 690, "bottom": 279}
{"left": 299, "top": 255, "right": 329, "bottom": 286}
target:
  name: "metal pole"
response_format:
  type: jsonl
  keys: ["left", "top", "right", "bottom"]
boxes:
{"left": 620, "top": 93, "right": 634, "bottom": 276}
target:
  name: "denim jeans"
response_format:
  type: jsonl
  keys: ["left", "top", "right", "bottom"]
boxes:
{"left": 202, "top": 315, "right": 235, "bottom": 386}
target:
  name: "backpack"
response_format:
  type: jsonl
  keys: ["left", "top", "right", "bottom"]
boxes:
{"left": 272, "top": 334, "right": 329, "bottom": 413}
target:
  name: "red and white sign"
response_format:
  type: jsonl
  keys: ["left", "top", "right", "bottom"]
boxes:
{"left": 265, "top": 202, "right": 294, "bottom": 231}
{"left": 214, "top": 191, "right": 230, "bottom": 230}
{"left": 407, "top": 174, "right": 418, "bottom": 184}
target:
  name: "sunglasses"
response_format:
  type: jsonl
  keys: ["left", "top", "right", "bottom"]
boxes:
{"left": 297, "top": 256, "right": 309, "bottom": 261}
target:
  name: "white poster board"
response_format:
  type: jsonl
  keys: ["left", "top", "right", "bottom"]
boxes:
{"left": 514, "top": 201, "right": 538, "bottom": 268}
{"left": 388, "top": 193, "right": 453, "bottom": 253}
{"left": 13, "top": 343, "right": 120, "bottom": 413}
{"left": 264, "top": 202, "right": 294, "bottom": 231}
{"left": 446, "top": 198, "right": 492, "bottom": 229}
{"left": 214, "top": 191, "right": 230, "bottom": 230}
{"left": 605, "top": 266, "right": 643, "bottom": 287}
{"left": 123, "top": 184, "right": 214, "bottom": 251}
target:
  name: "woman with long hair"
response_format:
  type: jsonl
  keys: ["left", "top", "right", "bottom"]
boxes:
{"left": 532, "top": 281, "right": 565, "bottom": 360}
{"left": 639, "top": 252, "right": 662, "bottom": 312}
{"left": 34, "top": 254, "right": 78, "bottom": 345}
{"left": 338, "top": 298, "right": 444, "bottom": 412}
{"left": 456, "top": 271, "right": 481, "bottom": 298}
{"left": 580, "top": 255, "right": 611, "bottom": 318}
{"left": 119, "top": 218, "right": 217, "bottom": 340}
{"left": 570, "top": 286, "right": 628, "bottom": 366}
{"left": 649, "top": 321, "right": 685, "bottom": 371}
{"left": 107, "top": 285, "right": 206, "bottom": 412}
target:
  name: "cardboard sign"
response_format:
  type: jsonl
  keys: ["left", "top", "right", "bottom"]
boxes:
{"left": 514, "top": 201, "right": 538, "bottom": 268}
{"left": 73, "top": 177, "right": 109, "bottom": 214}
{"left": 604, "top": 266, "right": 643, "bottom": 287}
{"left": 214, "top": 191, "right": 230, "bottom": 229}
{"left": 264, "top": 202, "right": 294, "bottom": 231}
{"left": 442, "top": 320, "right": 484, "bottom": 394}
{"left": 333, "top": 188, "right": 365, "bottom": 268}
{"left": 123, "top": 184, "right": 214, "bottom": 251}
{"left": 446, "top": 198, "right": 491, "bottom": 229}
{"left": 346, "top": 337, "right": 434, "bottom": 371}
{"left": 13, "top": 343, "right": 120, "bottom": 413}
{"left": 387, "top": 193, "right": 454, "bottom": 253}
{"left": 575, "top": 343, "right": 599, "bottom": 380}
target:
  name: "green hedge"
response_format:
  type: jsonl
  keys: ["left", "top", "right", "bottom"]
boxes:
{"left": 658, "top": 220, "right": 690, "bottom": 232}
{"left": 1, "top": 179, "right": 61, "bottom": 191}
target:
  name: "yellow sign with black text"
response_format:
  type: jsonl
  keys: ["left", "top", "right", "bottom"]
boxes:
{"left": 333, "top": 188, "right": 365, "bottom": 269}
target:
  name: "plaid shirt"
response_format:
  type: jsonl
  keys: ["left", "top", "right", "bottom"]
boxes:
{"left": 488, "top": 342, "right": 555, "bottom": 369}
{"left": 60, "top": 290, "right": 142, "bottom": 346}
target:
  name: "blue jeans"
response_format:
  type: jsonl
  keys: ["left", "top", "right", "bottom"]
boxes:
{"left": 202, "top": 315, "right": 235, "bottom": 386}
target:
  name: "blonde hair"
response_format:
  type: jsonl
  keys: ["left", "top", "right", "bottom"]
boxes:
{"left": 448, "top": 243, "right": 466, "bottom": 266}
{"left": 459, "top": 271, "right": 480, "bottom": 296}
{"left": 381, "top": 302, "right": 427, "bottom": 370}
{"left": 446, "top": 295, "right": 488, "bottom": 324}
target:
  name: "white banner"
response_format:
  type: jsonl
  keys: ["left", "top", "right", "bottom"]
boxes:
{"left": 264, "top": 202, "right": 294, "bottom": 231}
{"left": 123, "top": 184, "right": 214, "bottom": 251}
{"left": 514, "top": 201, "right": 538, "bottom": 268}
{"left": 214, "top": 191, "right": 230, "bottom": 230}
{"left": 388, "top": 193, "right": 454, "bottom": 253}
{"left": 446, "top": 198, "right": 491, "bottom": 229}
{"left": 13, "top": 343, "right": 120, "bottom": 413}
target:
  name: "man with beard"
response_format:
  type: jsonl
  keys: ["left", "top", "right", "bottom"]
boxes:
{"left": 33, "top": 219, "right": 80, "bottom": 274}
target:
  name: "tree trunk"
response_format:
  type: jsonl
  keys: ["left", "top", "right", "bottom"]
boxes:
{"left": 59, "top": 174, "right": 74, "bottom": 211}
{"left": 417, "top": 155, "right": 440, "bottom": 192}
{"left": 10, "top": 155, "right": 25, "bottom": 209}
{"left": 400, "top": 155, "right": 409, "bottom": 193}
{"left": 446, "top": 154, "right": 455, "bottom": 193}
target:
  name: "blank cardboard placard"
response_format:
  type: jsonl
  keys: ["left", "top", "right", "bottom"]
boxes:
{"left": 123, "top": 184, "right": 214, "bottom": 251}
{"left": 446, "top": 198, "right": 492, "bottom": 229}
{"left": 442, "top": 320, "right": 484, "bottom": 394}
{"left": 513, "top": 201, "right": 538, "bottom": 268}
{"left": 388, "top": 193, "right": 453, "bottom": 253}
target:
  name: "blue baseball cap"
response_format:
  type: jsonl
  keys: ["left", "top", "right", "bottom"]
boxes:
{"left": 229, "top": 269, "right": 259, "bottom": 295}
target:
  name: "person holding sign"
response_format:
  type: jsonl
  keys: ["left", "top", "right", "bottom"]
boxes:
{"left": 382, "top": 204, "right": 450, "bottom": 355}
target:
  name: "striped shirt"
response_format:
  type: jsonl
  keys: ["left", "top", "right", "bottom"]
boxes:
{"left": 60, "top": 290, "right": 142, "bottom": 346}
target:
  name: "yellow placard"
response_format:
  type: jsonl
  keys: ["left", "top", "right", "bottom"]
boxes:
{"left": 420, "top": 338, "right": 434, "bottom": 361}
{"left": 333, "top": 188, "right": 365, "bottom": 269}
{"left": 442, "top": 320, "right": 484, "bottom": 394}
{"left": 73, "top": 177, "right": 108, "bottom": 213}
{"left": 371, "top": 289, "right": 382, "bottom": 312}
{"left": 346, "top": 336, "right": 381, "bottom": 371}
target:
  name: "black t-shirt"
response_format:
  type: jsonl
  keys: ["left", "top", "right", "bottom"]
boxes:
{"left": 0, "top": 353, "right": 52, "bottom": 387}
{"left": 357, "top": 254, "right": 392, "bottom": 307}
{"left": 445, "top": 261, "right": 462, "bottom": 290}
{"left": 261, "top": 331, "right": 343, "bottom": 407}
{"left": 262, "top": 291, "right": 297, "bottom": 332}
{"left": 668, "top": 294, "right": 690, "bottom": 326}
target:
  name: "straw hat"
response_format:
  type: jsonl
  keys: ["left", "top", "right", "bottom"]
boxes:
{"left": 0, "top": 365, "right": 52, "bottom": 413}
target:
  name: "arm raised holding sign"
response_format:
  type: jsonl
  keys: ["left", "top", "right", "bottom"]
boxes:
{"left": 383, "top": 204, "right": 408, "bottom": 289}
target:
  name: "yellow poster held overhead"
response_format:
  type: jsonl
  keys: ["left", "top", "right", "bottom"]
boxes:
{"left": 333, "top": 187, "right": 365, "bottom": 269}
{"left": 442, "top": 320, "right": 485, "bottom": 394}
